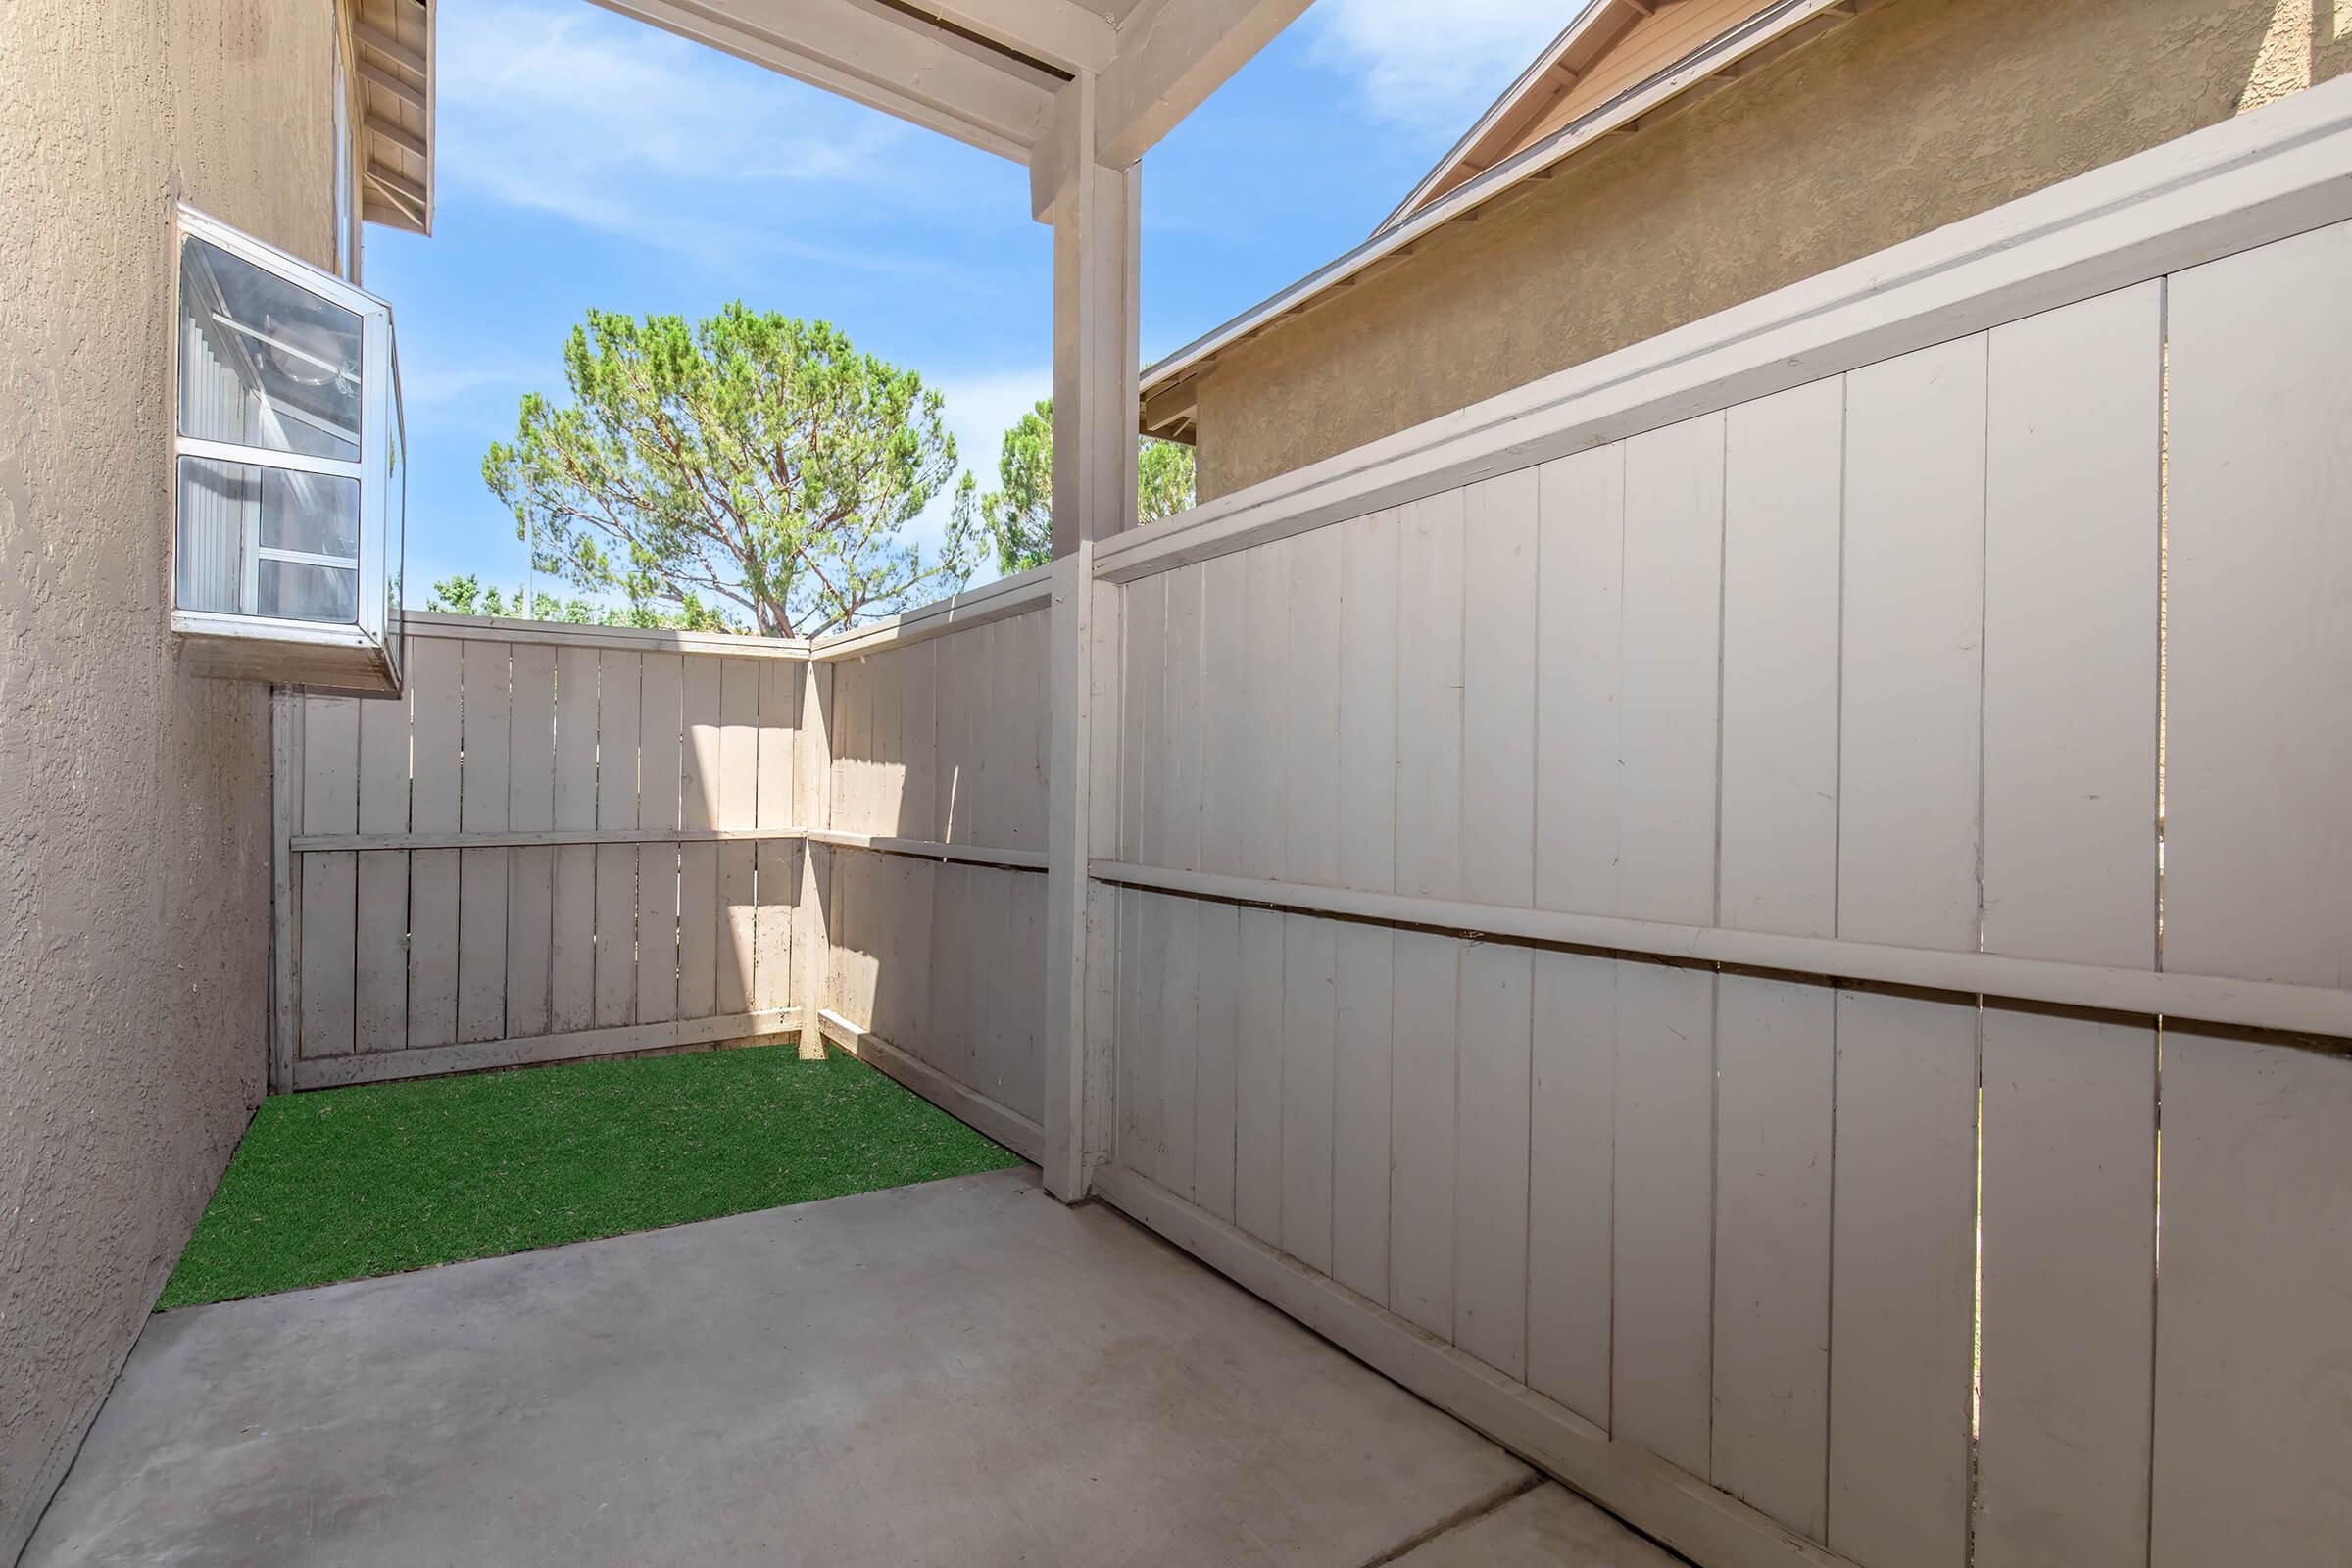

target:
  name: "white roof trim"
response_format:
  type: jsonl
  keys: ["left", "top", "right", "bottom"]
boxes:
{"left": 1373, "top": 0, "right": 1621, "bottom": 238}
{"left": 1139, "top": 0, "right": 1861, "bottom": 406}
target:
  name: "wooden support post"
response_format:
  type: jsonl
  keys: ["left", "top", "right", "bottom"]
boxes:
{"left": 1044, "top": 74, "right": 1141, "bottom": 560}
{"left": 1043, "top": 542, "right": 1120, "bottom": 1200}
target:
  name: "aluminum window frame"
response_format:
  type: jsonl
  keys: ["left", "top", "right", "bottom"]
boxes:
{"left": 170, "top": 202, "right": 404, "bottom": 687}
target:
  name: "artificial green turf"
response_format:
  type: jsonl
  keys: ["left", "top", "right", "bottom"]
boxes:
{"left": 159, "top": 1045, "right": 1022, "bottom": 1309}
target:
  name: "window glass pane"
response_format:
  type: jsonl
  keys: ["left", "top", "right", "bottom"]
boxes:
{"left": 259, "top": 465, "right": 360, "bottom": 558}
{"left": 178, "top": 233, "right": 363, "bottom": 461}
{"left": 260, "top": 560, "right": 360, "bottom": 624}
{"left": 176, "top": 456, "right": 361, "bottom": 620}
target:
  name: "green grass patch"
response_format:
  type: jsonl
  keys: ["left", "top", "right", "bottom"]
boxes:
{"left": 160, "top": 1045, "right": 1022, "bottom": 1309}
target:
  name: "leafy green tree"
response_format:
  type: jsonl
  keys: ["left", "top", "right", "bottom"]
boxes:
{"left": 972, "top": 399, "right": 1197, "bottom": 574}
{"left": 484, "top": 306, "right": 978, "bottom": 638}
{"left": 421, "top": 573, "right": 716, "bottom": 629}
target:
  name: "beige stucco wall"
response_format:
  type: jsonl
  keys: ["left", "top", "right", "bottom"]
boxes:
{"left": 0, "top": 0, "right": 342, "bottom": 1555}
{"left": 1191, "top": 0, "right": 2352, "bottom": 500}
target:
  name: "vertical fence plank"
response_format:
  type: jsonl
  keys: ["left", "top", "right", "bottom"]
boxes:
{"left": 927, "top": 863, "right": 972, "bottom": 1086}
{"left": 504, "top": 644, "right": 555, "bottom": 1040}
{"left": 1234, "top": 904, "right": 1286, "bottom": 1248}
{"left": 886, "top": 856, "right": 936, "bottom": 1056}
{"left": 2165, "top": 220, "right": 2352, "bottom": 987}
{"left": 1454, "top": 940, "right": 1532, "bottom": 1381}
{"left": 353, "top": 690, "right": 411, "bottom": 1054}
{"left": 1011, "top": 612, "right": 1051, "bottom": 852}
{"left": 677, "top": 657, "right": 720, "bottom": 1020}
{"left": 1121, "top": 888, "right": 1161, "bottom": 1181}
{"left": 1388, "top": 930, "right": 1459, "bottom": 1341}
{"left": 1971, "top": 279, "right": 2164, "bottom": 1568}
{"left": 1719, "top": 379, "right": 1842, "bottom": 939}
{"left": 1161, "top": 564, "right": 1204, "bottom": 873}
{"left": 1239, "top": 541, "right": 1290, "bottom": 879}
{"left": 1191, "top": 899, "right": 1242, "bottom": 1224}
{"left": 1284, "top": 528, "right": 1342, "bottom": 888}
{"left": 830, "top": 656, "right": 865, "bottom": 836}
{"left": 1462, "top": 470, "right": 1539, "bottom": 908}
{"left": 1838, "top": 338, "right": 1987, "bottom": 951}
{"left": 1396, "top": 491, "right": 1465, "bottom": 901}
{"left": 936, "top": 634, "right": 973, "bottom": 843}
{"left": 1982, "top": 283, "right": 2161, "bottom": 971}
{"left": 1280, "top": 912, "right": 1337, "bottom": 1274}
{"left": 717, "top": 658, "right": 760, "bottom": 1014}
{"left": 1611, "top": 959, "right": 1716, "bottom": 1478}
{"left": 298, "top": 696, "right": 359, "bottom": 1059}
{"left": 957, "top": 633, "right": 995, "bottom": 850}
{"left": 865, "top": 643, "right": 902, "bottom": 837}
{"left": 897, "top": 641, "right": 936, "bottom": 841}
{"left": 1007, "top": 871, "right": 1048, "bottom": 1123}
{"left": 593, "top": 652, "right": 641, "bottom": 1029}
{"left": 1827, "top": 987, "right": 1976, "bottom": 1568}
{"left": 1122, "top": 573, "right": 1164, "bottom": 866}
{"left": 1199, "top": 551, "right": 1250, "bottom": 879}
{"left": 1617, "top": 413, "right": 1724, "bottom": 926}
{"left": 2150, "top": 1032, "right": 2352, "bottom": 1565}
{"left": 1977, "top": 1007, "right": 2154, "bottom": 1568}
{"left": 1154, "top": 890, "right": 1200, "bottom": 1200}
{"left": 1330, "top": 920, "right": 1393, "bottom": 1305}
{"left": 1338, "top": 509, "right": 1398, "bottom": 895}
{"left": 456, "top": 641, "right": 510, "bottom": 1045}
{"left": 1710, "top": 972, "right": 1834, "bottom": 1540}
{"left": 1534, "top": 446, "right": 1624, "bottom": 915}
{"left": 636, "top": 653, "right": 683, "bottom": 1026}
{"left": 406, "top": 638, "right": 462, "bottom": 1048}
{"left": 1119, "top": 888, "right": 1148, "bottom": 1170}
{"left": 550, "top": 646, "right": 598, "bottom": 1033}
{"left": 970, "top": 867, "right": 1013, "bottom": 1100}
{"left": 1528, "top": 951, "right": 1614, "bottom": 1428}
{"left": 756, "top": 661, "right": 799, "bottom": 1013}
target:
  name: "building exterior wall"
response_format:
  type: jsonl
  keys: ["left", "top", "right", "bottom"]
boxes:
{"left": 1191, "top": 0, "right": 2352, "bottom": 501}
{"left": 0, "top": 0, "right": 344, "bottom": 1555}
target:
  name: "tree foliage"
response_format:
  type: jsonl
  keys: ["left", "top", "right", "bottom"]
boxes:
{"left": 484, "top": 306, "right": 978, "bottom": 638}
{"left": 422, "top": 573, "right": 716, "bottom": 629}
{"left": 971, "top": 399, "right": 1197, "bottom": 575}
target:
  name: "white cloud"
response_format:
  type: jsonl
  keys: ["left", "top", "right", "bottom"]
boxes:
{"left": 399, "top": 351, "right": 542, "bottom": 413}
{"left": 904, "top": 365, "right": 1051, "bottom": 574}
{"left": 1307, "top": 0, "right": 1576, "bottom": 131}
{"left": 435, "top": 0, "right": 950, "bottom": 269}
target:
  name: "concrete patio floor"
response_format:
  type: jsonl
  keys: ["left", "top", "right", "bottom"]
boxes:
{"left": 24, "top": 1166, "right": 1685, "bottom": 1567}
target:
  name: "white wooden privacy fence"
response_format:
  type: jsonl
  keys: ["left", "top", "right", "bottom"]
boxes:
{"left": 273, "top": 575, "right": 1054, "bottom": 1129}
{"left": 271, "top": 81, "right": 2352, "bottom": 1568}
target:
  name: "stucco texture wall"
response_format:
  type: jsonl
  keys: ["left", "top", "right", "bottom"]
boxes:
{"left": 0, "top": 0, "right": 338, "bottom": 1556}
{"left": 1190, "top": 0, "right": 2352, "bottom": 500}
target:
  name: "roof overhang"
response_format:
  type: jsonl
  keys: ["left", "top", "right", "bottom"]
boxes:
{"left": 356, "top": 0, "right": 436, "bottom": 235}
{"left": 1139, "top": 0, "right": 1884, "bottom": 443}
{"left": 580, "top": 0, "right": 1307, "bottom": 177}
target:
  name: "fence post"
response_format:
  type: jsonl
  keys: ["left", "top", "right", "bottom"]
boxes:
{"left": 1045, "top": 541, "right": 1118, "bottom": 1200}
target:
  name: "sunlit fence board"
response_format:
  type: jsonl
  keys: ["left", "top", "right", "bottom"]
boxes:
{"left": 2165, "top": 219, "right": 2352, "bottom": 989}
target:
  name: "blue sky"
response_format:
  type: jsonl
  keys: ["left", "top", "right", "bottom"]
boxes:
{"left": 369, "top": 0, "right": 1567, "bottom": 607}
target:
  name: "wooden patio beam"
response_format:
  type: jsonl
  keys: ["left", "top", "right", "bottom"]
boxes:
{"left": 585, "top": 0, "right": 1060, "bottom": 160}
